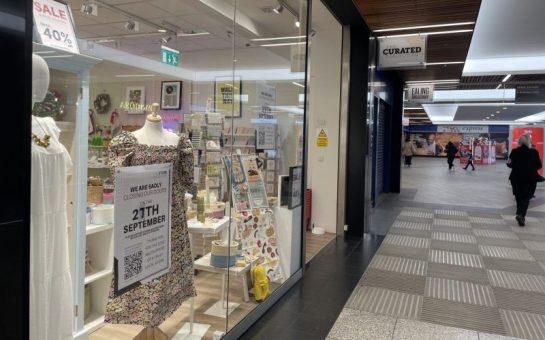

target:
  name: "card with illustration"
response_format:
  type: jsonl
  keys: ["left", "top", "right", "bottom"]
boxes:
{"left": 248, "top": 181, "right": 269, "bottom": 209}
{"left": 242, "top": 157, "right": 262, "bottom": 182}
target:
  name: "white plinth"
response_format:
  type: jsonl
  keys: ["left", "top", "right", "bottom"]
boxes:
{"left": 172, "top": 323, "right": 210, "bottom": 340}
{"left": 204, "top": 301, "right": 240, "bottom": 318}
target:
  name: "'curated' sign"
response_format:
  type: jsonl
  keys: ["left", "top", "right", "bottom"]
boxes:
{"left": 378, "top": 35, "right": 426, "bottom": 70}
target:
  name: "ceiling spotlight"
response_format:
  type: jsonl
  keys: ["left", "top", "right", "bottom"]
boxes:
{"left": 486, "top": 117, "right": 490, "bottom": 119}
{"left": 273, "top": 4, "right": 284, "bottom": 14}
{"left": 160, "top": 35, "right": 172, "bottom": 44}
{"left": 503, "top": 107, "right": 508, "bottom": 110}
{"left": 295, "top": 19, "right": 301, "bottom": 28}
{"left": 496, "top": 111, "right": 500, "bottom": 114}
{"left": 502, "top": 74, "right": 512, "bottom": 83}
{"left": 157, "top": 28, "right": 167, "bottom": 33}
{"left": 81, "top": 2, "right": 97, "bottom": 15}
{"left": 491, "top": 114, "right": 495, "bottom": 117}
{"left": 124, "top": 20, "right": 139, "bottom": 32}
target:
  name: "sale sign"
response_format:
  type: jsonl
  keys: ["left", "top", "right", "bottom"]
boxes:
{"left": 114, "top": 163, "right": 172, "bottom": 293}
{"left": 512, "top": 126, "right": 544, "bottom": 175}
{"left": 33, "top": 0, "right": 79, "bottom": 53}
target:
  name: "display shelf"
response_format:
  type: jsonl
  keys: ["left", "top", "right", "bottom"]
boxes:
{"left": 84, "top": 268, "right": 113, "bottom": 285}
{"left": 86, "top": 223, "right": 114, "bottom": 236}
{"left": 84, "top": 312, "right": 105, "bottom": 333}
{"left": 224, "top": 144, "right": 256, "bottom": 148}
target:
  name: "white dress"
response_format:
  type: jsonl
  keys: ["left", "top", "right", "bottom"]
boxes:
{"left": 30, "top": 116, "right": 73, "bottom": 340}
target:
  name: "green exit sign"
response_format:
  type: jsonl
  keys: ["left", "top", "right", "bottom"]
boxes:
{"left": 161, "top": 45, "right": 180, "bottom": 66}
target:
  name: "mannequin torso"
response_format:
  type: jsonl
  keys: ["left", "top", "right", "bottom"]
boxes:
{"left": 132, "top": 118, "right": 179, "bottom": 146}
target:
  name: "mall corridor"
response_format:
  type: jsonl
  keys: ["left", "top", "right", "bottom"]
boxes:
{"left": 243, "top": 158, "right": 545, "bottom": 340}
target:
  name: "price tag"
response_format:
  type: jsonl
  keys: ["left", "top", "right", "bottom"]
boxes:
{"left": 33, "top": 0, "right": 79, "bottom": 53}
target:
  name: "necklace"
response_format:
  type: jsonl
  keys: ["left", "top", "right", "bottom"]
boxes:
{"left": 32, "top": 116, "right": 51, "bottom": 148}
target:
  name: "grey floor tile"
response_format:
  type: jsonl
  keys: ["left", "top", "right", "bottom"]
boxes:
{"left": 392, "top": 220, "right": 433, "bottom": 231}
{"left": 473, "top": 229, "right": 519, "bottom": 240}
{"left": 522, "top": 241, "right": 545, "bottom": 252}
{"left": 359, "top": 269, "right": 426, "bottom": 295}
{"left": 479, "top": 246, "right": 535, "bottom": 261}
{"left": 428, "top": 262, "right": 490, "bottom": 285}
{"left": 470, "top": 217, "right": 507, "bottom": 225}
{"left": 434, "top": 219, "right": 472, "bottom": 229}
{"left": 429, "top": 249, "right": 484, "bottom": 268}
{"left": 346, "top": 286, "right": 422, "bottom": 319}
{"left": 425, "top": 277, "right": 496, "bottom": 307}
{"left": 392, "top": 318, "right": 479, "bottom": 340}
{"left": 369, "top": 255, "right": 427, "bottom": 276}
{"left": 432, "top": 225, "right": 477, "bottom": 235}
{"left": 500, "top": 309, "right": 545, "bottom": 340}
{"left": 432, "top": 231, "right": 477, "bottom": 244}
{"left": 483, "top": 257, "right": 545, "bottom": 276}
{"left": 478, "top": 332, "right": 524, "bottom": 340}
{"left": 327, "top": 308, "right": 396, "bottom": 340}
{"left": 493, "top": 286, "right": 545, "bottom": 315}
{"left": 377, "top": 244, "right": 429, "bottom": 261}
{"left": 431, "top": 239, "right": 481, "bottom": 254}
{"left": 487, "top": 270, "right": 545, "bottom": 294}
{"left": 475, "top": 237, "right": 527, "bottom": 249}
{"left": 529, "top": 250, "right": 545, "bottom": 262}
{"left": 390, "top": 227, "right": 432, "bottom": 238}
{"left": 384, "top": 234, "right": 431, "bottom": 249}
{"left": 421, "top": 297, "right": 506, "bottom": 335}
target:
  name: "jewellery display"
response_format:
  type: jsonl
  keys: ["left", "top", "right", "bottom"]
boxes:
{"left": 32, "top": 132, "right": 51, "bottom": 148}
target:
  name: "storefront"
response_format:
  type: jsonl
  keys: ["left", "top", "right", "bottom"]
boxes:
{"left": 27, "top": 0, "right": 311, "bottom": 339}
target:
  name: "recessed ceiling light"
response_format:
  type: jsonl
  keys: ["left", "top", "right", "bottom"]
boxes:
{"left": 486, "top": 117, "right": 490, "bottom": 119}
{"left": 503, "top": 107, "right": 508, "bottom": 110}
{"left": 273, "top": 3, "right": 284, "bottom": 14}
{"left": 260, "top": 41, "right": 305, "bottom": 47}
{"left": 496, "top": 111, "right": 500, "bottom": 114}
{"left": 373, "top": 22, "right": 475, "bottom": 33}
{"left": 502, "top": 74, "right": 512, "bottom": 82}
{"left": 491, "top": 114, "right": 495, "bottom": 117}
{"left": 157, "top": 29, "right": 167, "bottom": 33}
{"left": 295, "top": 19, "right": 301, "bottom": 28}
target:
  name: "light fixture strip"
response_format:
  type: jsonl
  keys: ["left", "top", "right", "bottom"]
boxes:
{"left": 502, "top": 74, "right": 512, "bottom": 82}
{"left": 425, "top": 61, "right": 465, "bottom": 66}
{"left": 260, "top": 42, "right": 306, "bottom": 47}
{"left": 377, "top": 29, "right": 473, "bottom": 39}
{"left": 373, "top": 21, "right": 475, "bottom": 33}
{"left": 406, "top": 79, "right": 460, "bottom": 84}
{"left": 115, "top": 74, "right": 156, "bottom": 77}
{"left": 292, "top": 81, "right": 305, "bottom": 88}
{"left": 251, "top": 35, "right": 306, "bottom": 41}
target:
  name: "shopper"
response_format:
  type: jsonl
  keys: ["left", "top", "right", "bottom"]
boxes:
{"left": 464, "top": 150, "right": 475, "bottom": 171}
{"left": 507, "top": 134, "right": 542, "bottom": 226}
{"left": 445, "top": 141, "right": 458, "bottom": 170}
{"left": 402, "top": 138, "right": 416, "bottom": 168}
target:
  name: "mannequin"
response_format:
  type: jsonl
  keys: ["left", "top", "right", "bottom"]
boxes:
{"left": 133, "top": 103, "right": 178, "bottom": 146}
{"left": 30, "top": 53, "right": 73, "bottom": 340}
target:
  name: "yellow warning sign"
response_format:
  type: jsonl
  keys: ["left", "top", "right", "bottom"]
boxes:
{"left": 316, "top": 129, "right": 329, "bottom": 147}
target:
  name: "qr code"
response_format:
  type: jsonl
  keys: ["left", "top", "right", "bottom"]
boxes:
{"left": 124, "top": 251, "right": 143, "bottom": 280}
{"left": 258, "top": 131, "right": 266, "bottom": 145}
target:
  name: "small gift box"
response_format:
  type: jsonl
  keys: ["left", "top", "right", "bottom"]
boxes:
{"left": 87, "top": 176, "right": 104, "bottom": 204}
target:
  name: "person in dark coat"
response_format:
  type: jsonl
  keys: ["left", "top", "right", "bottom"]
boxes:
{"left": 445, "top": 141, "right": 458, "bottom": 170}
{"left": 507, "top": 134, "right": 542, "bottom": 226}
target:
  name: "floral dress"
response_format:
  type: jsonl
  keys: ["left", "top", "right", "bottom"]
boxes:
{"left": 105, "top": 131, "right": 196, "bottom": 327}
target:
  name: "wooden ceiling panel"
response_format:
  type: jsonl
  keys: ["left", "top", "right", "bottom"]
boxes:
{"left": 426, "top": 34, "right": 472, "bottom": 62}
{"left": 401, "top": 64, "right": 464, "bottom": 82}
{"left": 355, "top": 0, "right": 481, "bottom": 30}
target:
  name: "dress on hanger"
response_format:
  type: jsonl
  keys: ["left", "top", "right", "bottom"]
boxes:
{"left": 105, "top": 131, "right": 196, "bottom": 327}
{"left": 30, "top": 116, "right": 73, "bottom": 340}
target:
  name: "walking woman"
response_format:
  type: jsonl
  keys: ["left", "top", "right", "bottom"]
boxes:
{"left": 507, "top": 134, "right": 542, "bottom": 226}
{"left": 402, "top": 137, "right": 416, "bottom": 167}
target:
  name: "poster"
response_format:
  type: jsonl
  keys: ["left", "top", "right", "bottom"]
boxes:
{"left": 256, "top": 124, "right": 276, "bottom": 150}
{"left": 256, "top": 82, "right": 276, "bottom": 119}
{"left": 288, "top": 166, "right": 302, "bottom": 209}
{"left": 215, "top": 76, "right": 241, "bottom": 117}
{"left": 512, "top": 126, "right": 544, "bottom": 175}
{"left": 114, "top": 163, "right": 172, "bottom": 293}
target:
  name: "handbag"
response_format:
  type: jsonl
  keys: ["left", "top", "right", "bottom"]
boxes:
{"left": 537, "top": 174, "right": 545, "bottom": 183}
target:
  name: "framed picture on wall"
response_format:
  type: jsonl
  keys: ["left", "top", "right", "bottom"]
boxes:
{"left": 125, "top": 86, "right": 146, "bottom": 114}
{"left": 288, "top": 166, "right": 303, "bottom": 209}
{"left": 161, "top": 81, "right": 182, "bottom": 110}
{"left": 214, "top": 76, "right": 242, "bottom": 117}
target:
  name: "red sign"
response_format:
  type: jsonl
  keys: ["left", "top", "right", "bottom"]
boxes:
{"left": 512, "top": 127, "right": 544, "bottom": 175}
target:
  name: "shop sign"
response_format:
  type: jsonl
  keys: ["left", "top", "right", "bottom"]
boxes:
{"left": 161, "top": 45, "right": 180, "bottom": 66}
{"left": 515, "top": 84, "right": 545, "bottom": 103}
{"left": 120, "top": 101, "right": 153, "bottom": 112}
{"left": 256, "top": 82, "right": 276, "bottom": 119}
{"left": 378, "top": 35, "right": 426, "bottom": 70}
{"left": 33, "top": 0, "right": 80, "bottom": 53}
{"left": 316, "top": 128, "right": 329, "bottom": 147}
{"left": 114, "top": 163, "right": 172, "bottom": 293}
{"left": 288, "top": 166, "right": 302, "bottom": 209}
{"left": 407, "top": 84, "right": 434, "bottom": 102}
{"left": 437, "top": 125, "right": 489, "bottom": 134}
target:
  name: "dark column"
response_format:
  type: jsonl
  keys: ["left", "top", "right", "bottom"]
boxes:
{"left": 0, "top": 0, "right": 32, "bottom": 338}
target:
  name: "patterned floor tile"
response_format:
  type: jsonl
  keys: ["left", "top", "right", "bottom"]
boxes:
{"left": 522, "top": 240, "right": 545, "bottom": 252}
{"left": 479, "top": 246, "right": 535, "bottom": 261}
{"left": 473, "top": 229, "right": 519, "bottom": 240}
{"left": 392, "top": 318, "right": 478, "bottom": 340}
{"left": 400, "top": 210, "right": 434, "bottom": 219}
{"left": 475, "top": 238, "right": 527, "bottom": 249}
{"left": 515, "top": 233, "right": 545, "bottom": 243}
{"left": 369, "top": 255, "right": 427, "bottom": 276}
{"left": 392, "top": 220, "right": 433, "bottom": 231}
{"left": 483, "top": 257, "right": 545, "bottom": 276}
{"left": 472, "top": 223, "right": 514, "bottom": 231}
{"left": 469, "top": 216, "right": 507, "bottom": 225}
{"left": 327, "top": 308, "right": 396, "bottom": 340}
{"left": 487, "top": 270, "right": 545, "bottom": 294}
{"left": 427, "top": 262, "right": 490, "bottom": 285}
{"left": 389, "top": 227, "right": 432, "bottom": 238}
{"left": 478, "top": 332, "right": 525, "bottom": 340}
{"left": 425, "top": 277, "right": 496, "bottom": 307}
{"left": 493, "top": 286, "right": 545, "bottom": 315}
{"left": 383, "top": 234, "right": 430, "bottom": 249}
{"left": 510, "top": 226, "right": 545, "bottom": 236}
{"left": 433, "top": 219, "right": 472, "bottom": 229}
{"left": 432, "top": 232, "right": 477, "bottom": 244}
{"left": 430, "top": 240, "right": 481, "bottom": 254}
{"left": 429, "top": 249, "right": 484, "bottom": 268}
{"left": 500, "top": 309, "right": 545, "bottom": 340}
{"left": 345, "top": 286, "right": 422, "bottom": 319}
{"left": 432, "top": 225, "right": 476, "bottom": 235}
{"left": 434, "top": 209, "right": 469, "bottom": 217}
{"left": 421, "top": 297, "right": 506, "bottom": 335}
{"left": 377, "top": 244, "right": 429, "bottom": 261}
{"left": 529, "top": 250, "right": 545, "bottom": 262}
{"left": 359, "top": 269, "right": 426, "bottom": 295}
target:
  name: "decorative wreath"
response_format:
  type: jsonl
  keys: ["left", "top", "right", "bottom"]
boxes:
{"left": 32, "top": 90, "right": 65, "bottom": 118}
{"left": 94, "top": 93, "right": 111, "bottom": 114}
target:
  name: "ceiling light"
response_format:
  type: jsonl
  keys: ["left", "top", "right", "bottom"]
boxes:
{"left": 295, "top": 19, "right": 301, "bottom": 28}
{"left": 496, "top": 111, "right": 500, "bottom": 114}
{"left": 260, "top": 41, "right": 305, "bottom": 47}
{"left": 177, "top": 30, "right": 210, "bottom": 37}
{"left": 377, "top": 29, "right": 473, "bottom": 39}
{"left": 432, "top": 89, "right": 516, "bottom": 102}
{"left": 115, "top": 74, "right": 156, "bottom": 77}
{"left": 404, "top": 107, "right": 422, "bottom": 110}
{"left": 160, "top": 35, "right": 172, "bottom": 44}
{"left": 491, "top": 114, "right": 495, "bottom": 117}
{"left": 273, "top": 4, "right": 284, "bottom": 14}
{"left": 80, "top": 2, "right": 97, "bottom": 15}
{"left": 292, "top": 81, "right": 305, "bottom": 88}
{"left": 486, "top": 117, "right": 490, "bottom": 119}
{"left": 503, "top": 107, "right": 508, "bottom": 110}
{"left": 516, "top": 111, "right": 545, "bottom": 123}
{"left": 425, "top": 61, "right": 465, "bottom": 66}
{"left": 496, "top": 84, "right": 502, "bottom": 89}
{"left": 41, "top": 55, "right": 73, "bottom": 59}
{"left": 373, "top": 22, "right": 475, "bottom": 33}
{"left": 406, "top": 79, "right": 459, "bottom": 84}
{"left": 251, "top": 36, "right": 306, "bottom": 41}
{"left": 502, "top": 74, "right": 512, "bottom": 82}
{"left": 124, "top": 20, "right": 139, "bottom": 32}
{"left": 157, "top": 29, "right": 167, "bottom": 33}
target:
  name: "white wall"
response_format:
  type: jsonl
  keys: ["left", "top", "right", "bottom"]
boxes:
{"left": 306, "top": 1, "right": 343, "bottom": 233}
